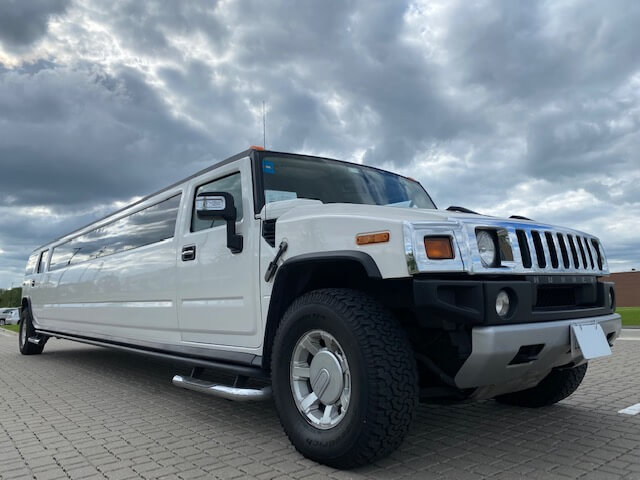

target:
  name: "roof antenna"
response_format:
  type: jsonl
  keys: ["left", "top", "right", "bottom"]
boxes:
{"left": 262, "top": 100, "right": 266, "bottom": 149}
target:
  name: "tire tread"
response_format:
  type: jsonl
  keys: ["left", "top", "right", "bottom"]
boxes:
{"left": 272, "top": 288, "right": 418, "bottom": 468}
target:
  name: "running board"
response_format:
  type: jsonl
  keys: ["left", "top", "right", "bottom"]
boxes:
{"left": 172, "top": 375, "right": 272, "bottom": 401}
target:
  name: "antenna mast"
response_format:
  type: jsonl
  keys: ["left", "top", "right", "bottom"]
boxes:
{"left": 262, "top": 100, "right": 266, "bottom": 149}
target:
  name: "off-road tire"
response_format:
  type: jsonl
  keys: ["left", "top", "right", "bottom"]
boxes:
{"left": 19, "top": 307, "right": 45, "bottom": 355}
{"left": 271, "top": 288, "right": 418, "bottom": 468}
{"left": 495, "top": 364, "right": 588, "bottom": 408}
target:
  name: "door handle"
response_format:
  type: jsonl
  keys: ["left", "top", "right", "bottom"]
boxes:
{"left": 182, "top": 245, "right": 196, "bottom": 261}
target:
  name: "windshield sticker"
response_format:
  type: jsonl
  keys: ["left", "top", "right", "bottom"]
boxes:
{"left": 263, "top": 160, "right": 275, "bottom": 174}
{"left": 265, "top": 190, "right": 298, "bottom": 203}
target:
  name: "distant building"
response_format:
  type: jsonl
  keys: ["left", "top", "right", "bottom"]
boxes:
{"left": 602, "top": 271, "right": 640, "bottom": 307}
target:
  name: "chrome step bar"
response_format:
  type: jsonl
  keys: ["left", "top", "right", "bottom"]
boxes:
{"left": 172, "top": 375, "right": 272, "bottom": 401}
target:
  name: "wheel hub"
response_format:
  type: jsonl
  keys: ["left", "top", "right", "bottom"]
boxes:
{"left": 290, "top": 329, "right": 351, "bottom": 429}
{"left": 309, "top": 350, "right": 344, "bottom": 405}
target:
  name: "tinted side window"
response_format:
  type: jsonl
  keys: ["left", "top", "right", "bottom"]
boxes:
{"left": 49, "top": 194, "right": 181, "bottom": 271}
{"left": 25, "top": 252, "right": 39, "bottom": 275}
{"left": 37, "top": 250, "right": 49, "bottom": 273}
{"left": 191, "top": 173, "right": 243, "bottom": 232}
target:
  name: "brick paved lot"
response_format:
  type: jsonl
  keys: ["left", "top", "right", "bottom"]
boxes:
{"left": 1, "top": 329, "right": 639, "bottom": 480}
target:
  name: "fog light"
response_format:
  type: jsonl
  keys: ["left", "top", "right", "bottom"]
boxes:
{"left": 496, "top": 290, "right": 510, "bottom": 317}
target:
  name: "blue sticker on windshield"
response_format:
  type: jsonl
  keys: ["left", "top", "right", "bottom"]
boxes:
{"left": 263, "top": 160, "right": 275, "bottom": 174}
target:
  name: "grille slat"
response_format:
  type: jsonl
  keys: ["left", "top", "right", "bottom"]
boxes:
{"left": 577, "top": 236, "right": 588, "bottom": 270}
{"left": 531, "top": 231, "right": 546, "bottom": 268}
{"left": 567, "top": 235, "right": 580, "bottom": 269}
{"left": 557, "top": 233, "right": 570, "bottom": 268}
{"left": 584, "top": 236, "right": 595, "bottom": 269}
{"left": 544, "top": 232, "right": 559, "bottom": 268}
{"left": 591, "top": 239, "right": 603, "bottom": 270}
{"left": 516, "top": 229, "right": 532, "bottom": 268}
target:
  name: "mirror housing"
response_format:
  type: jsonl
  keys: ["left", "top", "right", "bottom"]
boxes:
{"left": 196, "top": 192, "right": 243, "bottom": 253}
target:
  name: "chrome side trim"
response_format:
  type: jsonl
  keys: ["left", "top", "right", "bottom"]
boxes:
{"left": 172, "top": 375, "right": 272, "bottom": 401}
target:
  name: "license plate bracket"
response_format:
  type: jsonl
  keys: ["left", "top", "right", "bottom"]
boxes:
{"left": 570, "top": 322, "right": 611, "bottom": 360}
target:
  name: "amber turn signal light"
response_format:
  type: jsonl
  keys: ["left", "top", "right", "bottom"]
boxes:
{"left": 424, "top": 236, "right": 454, "bottom": 259}
{"left": 356, "top": 231, "right": 390, "bottom": 245}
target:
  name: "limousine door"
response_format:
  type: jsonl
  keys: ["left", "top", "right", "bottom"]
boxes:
{"left": 176, "top": 160, "right": 262, "bottom": 350}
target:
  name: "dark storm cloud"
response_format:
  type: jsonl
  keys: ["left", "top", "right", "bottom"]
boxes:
{"left": 0, "top": 0, "right": 639, "bottom": 285}
{"left": 0, "top": 64, "right": 215, "bottom": 207}
{"left": 0, "top": 0, "right": 69, "bottom": 50}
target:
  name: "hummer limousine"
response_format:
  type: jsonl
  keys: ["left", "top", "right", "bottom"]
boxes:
{"left": 20, "top": 147, "right": 621, "bottom": 468}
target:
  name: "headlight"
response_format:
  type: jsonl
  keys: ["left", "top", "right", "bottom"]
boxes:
{"left": 476, "top": 230, "right": 498, "bottom": 267}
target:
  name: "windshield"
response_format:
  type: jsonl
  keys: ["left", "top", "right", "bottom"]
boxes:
{"left": 261, "top": 154, "right": 436, "bottom": 209}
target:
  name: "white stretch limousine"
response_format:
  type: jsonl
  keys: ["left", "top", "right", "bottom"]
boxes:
{"left": 21, "top": 147, "right": 621, "bottom": 468}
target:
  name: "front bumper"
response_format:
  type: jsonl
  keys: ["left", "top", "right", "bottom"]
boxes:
{"left": 455, "top": 313, "right": 621, "bottom": 389}
{"left": 413, "top": 276, "right": 616, "bottom": 326}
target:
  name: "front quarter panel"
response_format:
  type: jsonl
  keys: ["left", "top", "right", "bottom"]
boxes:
{"left": 274, "top": 212, "right": 409, "bottom": 280}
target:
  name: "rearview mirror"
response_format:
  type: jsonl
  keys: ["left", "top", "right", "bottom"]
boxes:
{"left": 196, "top": 193, "right": 235, "bottom": 220}
{"left": 196, "top": 192, "right": 243, "bottom": 253}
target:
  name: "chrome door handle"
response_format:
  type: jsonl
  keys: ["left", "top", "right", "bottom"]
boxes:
{"left": 182, "top": 245, "right": 196, "bottom": 261}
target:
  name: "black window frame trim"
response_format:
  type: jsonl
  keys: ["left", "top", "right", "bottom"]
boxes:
{"left": 251, "top": 150, "right": 437, "bottom": 213}
{"left": 49, "top": 193, "right": 183, "bottom": 272}
{"left": 189, "top": 171, "right": 245, "bottom": 234}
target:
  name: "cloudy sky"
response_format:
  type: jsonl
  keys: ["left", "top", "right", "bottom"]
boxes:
{"left": 0, "top": 0, "right": 639, "bottom": 287}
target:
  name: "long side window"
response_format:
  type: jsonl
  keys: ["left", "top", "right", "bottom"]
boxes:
{"left": 191, "top": 173, "right": 243, "bottom": 233}
{"left": 25, "top": 252, "right": 39, "bottom": 275}
{"left": 49, "top": 194, "right": 181, "bottom": 271}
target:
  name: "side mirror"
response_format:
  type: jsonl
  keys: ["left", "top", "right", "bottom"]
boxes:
{"left": 196, "top": 192, "right": 243, "bottom": 253}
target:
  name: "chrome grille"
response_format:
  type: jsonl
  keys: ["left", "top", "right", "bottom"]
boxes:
{"left": 403, "top": 218, "right": 609, "bottom": 276}
{"left": 513, "top": 227, "right": 606, "bottom": 274}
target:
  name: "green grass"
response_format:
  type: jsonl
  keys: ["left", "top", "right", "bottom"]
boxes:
{"left": 0, "top": 324, "right": 20, "bottom": 333}
{"left": 617, "top": 307, "right": 640, "bottom": 327}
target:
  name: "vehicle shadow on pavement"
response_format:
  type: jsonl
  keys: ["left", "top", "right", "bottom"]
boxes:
{"left": 20, "top": 341, "right": 640, "bottom": 479}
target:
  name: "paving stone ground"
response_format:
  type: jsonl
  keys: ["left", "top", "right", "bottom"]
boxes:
{"left": 0, "top": 328, "right": 639, "bottom": 480}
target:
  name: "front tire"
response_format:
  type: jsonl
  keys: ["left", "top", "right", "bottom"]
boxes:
{"left": 271, "top": 288, "right": 418, "bottom": 468}
{"left": 495, "top": 364, "right": 588, "bottom": 408}
{"left": 19, "top": 308, "right": 45, "bottom": 355}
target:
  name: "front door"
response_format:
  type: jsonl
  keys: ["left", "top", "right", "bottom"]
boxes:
{"left": 176, "top": 158, "right": 262, "bottom": 349}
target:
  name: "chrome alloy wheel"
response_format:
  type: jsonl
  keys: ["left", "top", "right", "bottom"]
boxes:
{"left": 290, "top": 329, "right": 351, "bottom": 429}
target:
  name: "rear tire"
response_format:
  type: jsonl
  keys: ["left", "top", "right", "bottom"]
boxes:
{"left": 495, "top": 364, "right": 587, "bottom": 408}
{"left": 271, "top": 288, "right": 418, "bottom": 469}
{"left": 19, "top": 307, "right": 45, "bottom": 355}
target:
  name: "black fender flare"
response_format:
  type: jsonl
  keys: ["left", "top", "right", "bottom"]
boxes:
{"left": 262, "top": 250, "right": 382, "bottom": 369}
